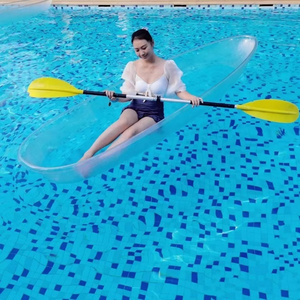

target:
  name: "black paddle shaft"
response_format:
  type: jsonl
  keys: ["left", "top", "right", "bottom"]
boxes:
{"left": 83, "top": 90, "right": 126, "bottom": 98}
{"left": 200, "top": 102, "right": 235, "bottom": 109}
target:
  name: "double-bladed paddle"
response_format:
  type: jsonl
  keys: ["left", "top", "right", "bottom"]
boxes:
{"left": 28, "top": 77, "right": 299, "bottom": 123}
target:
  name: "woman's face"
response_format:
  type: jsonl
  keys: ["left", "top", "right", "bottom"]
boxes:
{"left": 133, "top": 39, "right": 154, "bottom": 60}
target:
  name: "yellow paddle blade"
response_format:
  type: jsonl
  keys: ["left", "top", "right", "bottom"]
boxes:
{"left": 236, "top": 99, "right": 299, "bottom": 123}
{"left": 28, "top": 77, "right": 83, "bottom": 98}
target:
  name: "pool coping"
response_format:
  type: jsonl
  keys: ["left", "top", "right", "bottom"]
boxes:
{"left": 51, "top": 0, "right": 300, "bottom": 6}
{"left": 1, "top": 0, "right": 300, "bottom": 8}
{"left": 51, "top": 3, "right": 300, "bottom": 10}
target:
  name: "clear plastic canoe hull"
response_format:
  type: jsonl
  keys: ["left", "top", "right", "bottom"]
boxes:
{"left": 18, "top": 36, "right": 258, "bottom": 183}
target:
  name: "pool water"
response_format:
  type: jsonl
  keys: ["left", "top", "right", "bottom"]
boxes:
{"left": 1, "top": 5, "right": 300, "bottom": 300}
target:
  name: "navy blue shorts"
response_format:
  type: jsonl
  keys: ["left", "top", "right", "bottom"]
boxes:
{"left": 122, "top": 99, "right": 164, "bottom": 123}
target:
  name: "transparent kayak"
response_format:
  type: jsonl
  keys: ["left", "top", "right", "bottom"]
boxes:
{"left": 19, "top": 36, "right": 258, "bottom": 183}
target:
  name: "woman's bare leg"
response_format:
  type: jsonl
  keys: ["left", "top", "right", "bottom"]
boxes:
{"left": 107, "top": 116, "right": 156, "bottom": 150}
{"left": 80, "top": 109, "right": 138, "bottom": 160}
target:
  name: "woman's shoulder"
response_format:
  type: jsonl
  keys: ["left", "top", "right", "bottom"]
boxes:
{"left": 164, "top": 60, "right": 181, "bottom": 74}
{"left": 164, "top": 59, "right": 179, "bottom": 70}
{"left": 124, "top": 60, "right": 135, "bottom": 68}
{"left": 123, "top": 60, "right": 137, "bottom": 73}
{"left": 122, "top": 60, "right": 137, "bottom": 81}
{"left": 165, "top": 59, "right": 175, "bottom": 64}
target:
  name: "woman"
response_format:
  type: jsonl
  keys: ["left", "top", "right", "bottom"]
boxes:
{"left": 80, "top": 29, "right": 202, "bottom": 161}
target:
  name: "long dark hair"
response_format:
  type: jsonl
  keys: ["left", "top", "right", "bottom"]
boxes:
{"left": 131, "top": 29, "right": 154, "bottom": 44}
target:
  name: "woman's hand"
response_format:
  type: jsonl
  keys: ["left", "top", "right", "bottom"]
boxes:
{"left": 189, "top": 95, "right": 203, "bottom": 107}
{"left": 177, "top": 91, "right": 203, "bottom": 107}
{"left": 105, "top": 90, "right": 118, "bottom": 102}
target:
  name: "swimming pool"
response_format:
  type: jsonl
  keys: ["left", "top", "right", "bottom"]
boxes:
{"left": 1, "top": 4, "right": 300, "bottom": 300}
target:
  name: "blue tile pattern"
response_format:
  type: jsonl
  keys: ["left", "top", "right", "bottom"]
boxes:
{"left": 1, "top": 5, "right": 300, "bottom": 300}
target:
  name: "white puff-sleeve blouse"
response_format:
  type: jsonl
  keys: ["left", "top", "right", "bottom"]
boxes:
{"left": 120, "top": 60, "right": 186, "bottom": 96}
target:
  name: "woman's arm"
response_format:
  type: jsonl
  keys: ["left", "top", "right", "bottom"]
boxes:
{"left": 104, "top": 61, "right": 137, "bottom": 103}
{"left": 165, "top": 60, "right": 202, "bottom": 107}
{"left": 176, "top": 91, "right": 203, "bottom": 107}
